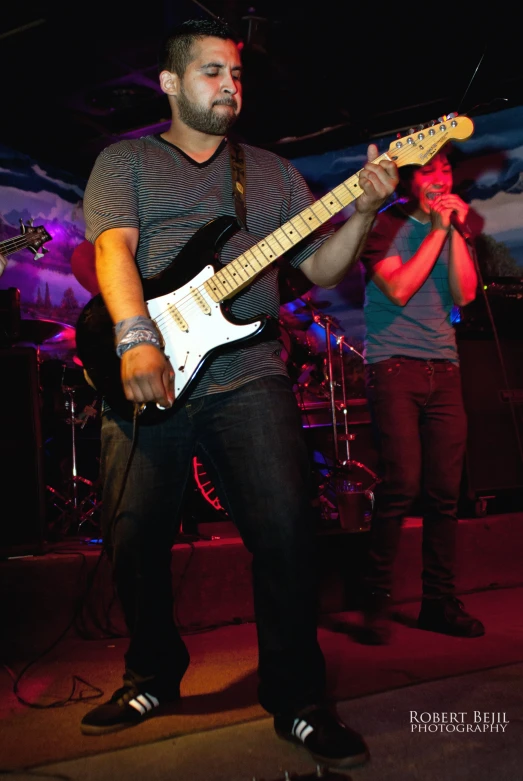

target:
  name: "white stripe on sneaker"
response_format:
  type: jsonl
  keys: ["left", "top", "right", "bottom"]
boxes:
{"left": 128, "top": 692, "right": 159, "bottom": 715}
{"left": 292, "top": 718, "right": 314, "bottom": 743}
{"left": 299, "top": 725, "right": 314, "bottom": 741}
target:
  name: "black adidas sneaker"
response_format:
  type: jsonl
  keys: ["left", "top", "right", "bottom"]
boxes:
{"left": 274, "top": 705, "right": 370, "bottom": 769}
{"left": 81, "top": 678, "right": 181, "bottom": 736}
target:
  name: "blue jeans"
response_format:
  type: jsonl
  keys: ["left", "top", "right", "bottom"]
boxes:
{"left": 364, "top": 356, "right": 468, "bottom": 598}
{"left": 100, "top": 374, "right": 326, "bottom": 714}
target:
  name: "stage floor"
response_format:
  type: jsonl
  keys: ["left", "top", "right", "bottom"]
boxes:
{"left": 1, "top": 510, "right": 523, "bottom": 779}
{"left": 0, "top": 586, "right": 522, "bottom": 780}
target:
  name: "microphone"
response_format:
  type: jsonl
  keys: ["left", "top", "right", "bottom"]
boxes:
{"left": 450, "top": 213, "right": 472, "bottom": 241}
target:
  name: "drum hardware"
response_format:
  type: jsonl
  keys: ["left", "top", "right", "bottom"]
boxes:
{"left": 312, "top": 310, "right": 379, "bottom": 532}
{"left": 45, "top": 365, "right": 102, "bottom": 538}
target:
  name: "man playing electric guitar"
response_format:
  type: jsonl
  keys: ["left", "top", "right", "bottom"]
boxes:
{"left": 78, "top": 17, "right": 399, "bottom": 768}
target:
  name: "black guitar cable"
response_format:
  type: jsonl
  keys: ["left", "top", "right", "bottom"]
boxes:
{"left": 3, "top": 404, "right": 141, "bottom": 709}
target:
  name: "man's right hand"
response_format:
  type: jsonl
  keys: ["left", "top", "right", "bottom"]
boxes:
{"left": 121, "top": 344, "right": 175, "bottom": 408}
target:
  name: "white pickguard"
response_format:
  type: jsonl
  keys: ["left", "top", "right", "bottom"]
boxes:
{"left": 146, "top": 265, "right": 261, "bottom": 399}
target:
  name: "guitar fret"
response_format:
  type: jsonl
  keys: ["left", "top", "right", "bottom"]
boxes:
{"left": 229, "top": 258, "right": 250, "bottom": 282}
{"left": 319, "top": 196, "right": 339, "bottom": 215}
{"left": 285, "top": 218, "right": 307, "bottom": 240}
{"left": 220, "top": 264, "right": 238, "bottom": 288}
{"left": 322, "top": 190, "right": 345, "bottom": 212}
{"left": 243, "top": 245, "right": 265, "bottom": 271}
{"left": 344, "top": 175, "right": 363, "bottom": 199}
{"left": 256, "top": 241, "right": 276, "bottom": 263}
{"left": 332, "top": 181, "right": 355, "bottom": 207}
{"left": 295, "top": 212, "right": 315, "bottom": 235}
{"left": 265, "top": 234, "right": 283, "bottom": 255}
{"left": 245, "top": 248, "right": 265, "bottom": 271}
{"left": 202, "top": 280, "right": 217, "bottom": 302}
{"left": 207, "top": 273, "right": 229, "bottom": 298}
{"left": 307, "top": 205, "right": 326, "bottom": 225}
{"left": 271, "top": 228, "right": 293, "bottom": 252}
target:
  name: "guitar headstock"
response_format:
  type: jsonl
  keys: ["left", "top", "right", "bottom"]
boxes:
{"left": 387, "top": 114, "right": 474, "bottom": 169}
{"left": 19, "top": 218, "right": 52, "bottom": 257}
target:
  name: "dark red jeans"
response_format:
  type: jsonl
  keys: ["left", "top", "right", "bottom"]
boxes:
{"left": 364, "top": 356, "right": 467, "bottom": 598}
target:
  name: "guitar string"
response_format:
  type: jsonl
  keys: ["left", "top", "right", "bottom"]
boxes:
{"left": 150, "top": 162, "right": 382, "bottom": 330}
{"left": 0, "top": 232, "right": 48, "bottom": 253}
{"left": 148, "top": 133, "right": 455, "bottom": 334}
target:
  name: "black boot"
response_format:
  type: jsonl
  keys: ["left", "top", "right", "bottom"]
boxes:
{"left": 360, "top": 589, "right": 392, "bottom": 645}
{"left": 418, "top": 596, "right": 485, "bottom": 638}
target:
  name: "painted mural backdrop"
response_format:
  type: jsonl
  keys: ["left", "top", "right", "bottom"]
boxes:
{"left": 0, "top": 106, "right": 522, "bottom": 391}
{"left": 0, "top": 145, "right": 88, "bottom": 329}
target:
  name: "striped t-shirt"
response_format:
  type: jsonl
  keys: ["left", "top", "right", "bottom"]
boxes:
{"left": 360, "top": 202, "right": 458, "bottom": 364}
{"left": 83, "top": 135, "right": 332, "bottom": 398}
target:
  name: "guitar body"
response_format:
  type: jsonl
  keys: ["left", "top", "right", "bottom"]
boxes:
{"left": 76, "top": 216, "right": 271, "bottom": 425}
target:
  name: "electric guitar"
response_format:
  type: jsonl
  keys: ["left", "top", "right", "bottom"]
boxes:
{"left": 75, "top": 115, "right": 474, "bottom": 424}
{"left": 0, "top": 219, "right": 52, "bottom": 263}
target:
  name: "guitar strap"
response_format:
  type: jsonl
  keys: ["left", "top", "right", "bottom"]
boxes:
{"left": 228, "top": 139, "right": 248, "bottom": 231}
{"left": 227, "top": 139, "right": 281, "bottom": 343}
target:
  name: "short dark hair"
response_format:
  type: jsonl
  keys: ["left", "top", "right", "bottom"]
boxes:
{"left": 158, "top": 19, "right": 240, "bottom": 76}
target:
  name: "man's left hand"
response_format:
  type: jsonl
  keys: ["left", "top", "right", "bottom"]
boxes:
{"left": 0, "top": 253, "right": 7, "bottom": 277}
{"left": 356, "top": 144, "right": 399, "bottom": 215}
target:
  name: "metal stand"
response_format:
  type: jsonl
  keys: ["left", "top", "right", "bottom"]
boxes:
{"left": 46, "top": 372, "right": 102, "bottom": 538}
{"left": 312, "top": 309, "right": 379, "bottom": 532}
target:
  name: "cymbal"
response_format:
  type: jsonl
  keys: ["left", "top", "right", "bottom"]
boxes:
{"left": 293, "top": 299, "right": 332, "bottom": 314}
{"left": 18, "top": 318, "right": 76, "bottom": 347}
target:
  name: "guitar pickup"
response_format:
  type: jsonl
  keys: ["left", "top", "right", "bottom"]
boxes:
{"left": 167, "top": 303, "right": 189, "bottom": 332}
{"left": 191, "top": 288, "right": 211, "bottom": 315}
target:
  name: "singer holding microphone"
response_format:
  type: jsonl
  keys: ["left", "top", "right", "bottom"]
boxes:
{"left": 357, "top": 147, "right": 485, "bottom": 644}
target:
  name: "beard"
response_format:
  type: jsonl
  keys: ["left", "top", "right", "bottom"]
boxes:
{"left": 177, "top": 88, "right": 238, "bottom": 135}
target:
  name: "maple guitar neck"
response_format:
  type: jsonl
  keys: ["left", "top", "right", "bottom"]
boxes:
{"left": 204, "top": 114, "right": 474, "bottom": 304}
{"left": 204, "top": 160, "right": 374, "bottom": 304}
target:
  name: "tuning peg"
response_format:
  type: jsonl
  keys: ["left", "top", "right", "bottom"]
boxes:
{"left": 446, "top": 111, "right": 457, "bottom": 119}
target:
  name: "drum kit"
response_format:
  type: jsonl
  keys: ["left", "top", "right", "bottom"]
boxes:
{"left": 13, "top": 293, "right": 377, "bottom": 539}
{"left": 15, "top": 317, "right": 102, "bottom": 539}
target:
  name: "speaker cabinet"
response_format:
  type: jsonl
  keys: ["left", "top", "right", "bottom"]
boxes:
{"left": 457, "top": 336, "right": 523, "bottom": 496}
{"left": 0, "top": 346, "right": 45, "bottom": 556}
